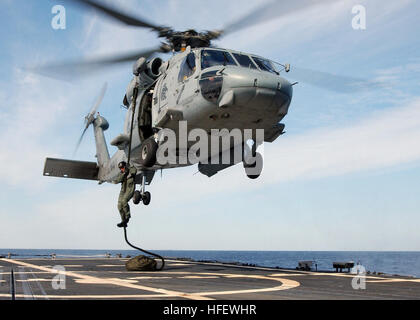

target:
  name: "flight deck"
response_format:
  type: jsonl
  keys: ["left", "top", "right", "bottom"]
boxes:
{"left": 1, "top": 257, "right": 420, "bottom": 300}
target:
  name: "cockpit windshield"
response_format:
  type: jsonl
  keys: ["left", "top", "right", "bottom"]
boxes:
{"left": 232, "top": 53, "right": 257, "bottom": 69}
{"left": 251, "top": 56, "right": 279, "bottom": 75}
{"left": 201, "top": 49, "right": 237, "bottom": 70}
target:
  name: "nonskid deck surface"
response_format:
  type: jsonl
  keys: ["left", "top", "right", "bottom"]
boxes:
{"left": 0, "top": 258, "right": 419, "bottom": 300}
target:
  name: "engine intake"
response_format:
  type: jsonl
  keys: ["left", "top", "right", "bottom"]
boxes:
{"left": 145, "top": 58, "right": 163, "bottom": 79}
{"left": 125, "top": 57, "right": 164, "bottom": 107}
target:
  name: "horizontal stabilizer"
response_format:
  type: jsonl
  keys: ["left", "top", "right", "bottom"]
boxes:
{"left": 110, "top": 134, "right": 130, "bottom": 150}
{"left": 43, "top": 158, "right": 99, "bottom": 181}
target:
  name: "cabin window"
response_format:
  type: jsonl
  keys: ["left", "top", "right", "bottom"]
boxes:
{"left": 178, "top": 52, "right": 196, "bottom": 82}
{"left": 232, "top": 53, "right": 257, "bottom": 69}
{"left": 201, "top": 50, "right": 237, "bottom": 70}
{"left": 251, "top": 56, "right": 279, "bottom": 75}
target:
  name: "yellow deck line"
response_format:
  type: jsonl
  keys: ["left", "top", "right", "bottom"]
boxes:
{"left": 1, "top": 260, "right": 301, "bottom": 299}
{"left": 0, "top": 293, "right": 170, "bottom": 299}
{"left": 367, "top": 278, "right": 420, "bottom": 283}
{"left": 1, "top": 258, "right": 212, "bottom": 300}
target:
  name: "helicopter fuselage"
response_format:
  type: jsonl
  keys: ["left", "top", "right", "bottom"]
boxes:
{"left": 99, "top": 47, "right": 292, "bottom": 182}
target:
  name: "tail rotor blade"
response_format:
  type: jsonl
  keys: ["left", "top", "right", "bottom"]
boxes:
{"left": 74, "top": 127, "right": 89, "bottom": 156}
{"left": 73, "top": 82, "right": 108, "bottom": 157}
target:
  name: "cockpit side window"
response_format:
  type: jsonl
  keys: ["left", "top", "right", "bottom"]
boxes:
{"left": 232, "top": 53, "right": 257, "bottom": 69}
{"left": 201, "top": 50, "right": 237, "bottom": 70}
{"left": 251, "top": 56, "right": 279, "bottom": 75}
{"left": 178, "top": 52, "right": 196, "bottom": 82}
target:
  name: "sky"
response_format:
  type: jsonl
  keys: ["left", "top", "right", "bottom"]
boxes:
{"left": 0, "top": 0, "right": 419, "bottom": 251}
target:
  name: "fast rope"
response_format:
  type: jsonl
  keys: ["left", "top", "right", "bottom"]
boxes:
{"left": 122, "top": 85, "right": 165, "bottom": 271}
{"left": 123, "top": 227, "right": 165, "bottom": 271}
{"left": 126, "top": 87, "right": 138, "bottom": 167}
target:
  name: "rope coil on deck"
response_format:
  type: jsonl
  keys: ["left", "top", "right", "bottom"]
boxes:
{"left": 123, "top": 227, "right": 165, "bottom": 271}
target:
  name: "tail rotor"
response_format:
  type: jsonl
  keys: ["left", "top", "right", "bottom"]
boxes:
{"left": 73, "top": 82, "right": 108, "bottom": 156}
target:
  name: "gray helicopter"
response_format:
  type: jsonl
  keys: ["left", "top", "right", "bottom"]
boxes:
{"left": 41, "top": 0, "right": 374, "bottom": 206}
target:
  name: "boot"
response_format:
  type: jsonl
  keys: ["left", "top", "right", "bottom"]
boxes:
{"left": 117, "top": 220, "right": 127, "bottom": 228}
{"left": 117, "top": 215, "right": 130, "bottom": 228}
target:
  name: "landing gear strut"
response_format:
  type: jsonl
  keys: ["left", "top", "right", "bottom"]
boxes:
{"left": 133, "top": 174, "right": 152, "bottom": 206}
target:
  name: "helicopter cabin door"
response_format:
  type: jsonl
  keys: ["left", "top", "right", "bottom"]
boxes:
{"left": 153, "top": 51, "right": 199, "bottom": 130}
{"left": 176, "top": 51, "right": 199, "bottom": 110}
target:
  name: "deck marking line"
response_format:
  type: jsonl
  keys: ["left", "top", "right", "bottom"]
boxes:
{"left": 1, "top": 261, "right": 301, "bottom": 299}
{"left": 75, "top": 278, "right": 139, "bottom": 284}
{"left": 96, "top": 265, "right": 123, "bottom": 267}
{"left": 181, "top": 276, "right": 220, "bottom": 279}
{"left": 16, "top": 278, "right": 52, "bottom": 282}
{"left": 269, "top": 273, "right": 307, "bottom": 277}
{"left": 194, "top": 274, "right": 300, "bottom": 296}
{"left": 104, "top": 271, "right": 300, "bottom": 296}
{"left": 1, "top": 259, "right": 212, "bottom": 300}
{"left": 128, "top": 276, "right": 172, "bottom": 280}
{"left": 18, "top": 267, "right": 35, "bottom": 300}
{"left": 367, "top": 279, "right": 420, "bottom": 283}
{"left": 271, "top": 271, "right": 420, "bottom": 283}
{"left": 30, "top": 271, "right": 49, "bottom": 300}
{"left": 0, "top": 293, "right": 173, "bottom": 299}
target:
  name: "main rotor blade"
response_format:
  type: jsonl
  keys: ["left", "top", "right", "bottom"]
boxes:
{"left": 67, "top": 0, "right": 165, "bottom": 31}
{"left": 288, "top": 67, "right": 386, "bottom": 93}
{"left": 219, "top": 0, "right": 336, "bottom": 37}
{"left": 30, "top": 47, "right": 161, "bottom": 80}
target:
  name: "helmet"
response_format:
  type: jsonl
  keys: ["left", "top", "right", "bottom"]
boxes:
{"left": 118, "top": 161, "right": 127, "bottom": 169}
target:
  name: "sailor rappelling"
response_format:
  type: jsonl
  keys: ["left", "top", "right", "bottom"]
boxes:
{"left": 115, "top": 161, "right": 137, "bottom": 228}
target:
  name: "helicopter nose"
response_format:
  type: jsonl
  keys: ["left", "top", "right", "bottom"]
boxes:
{"left": 216, "top": 68, "right": 293, "bottom": 111}
{"left": 277, "top": 78, "right": 293, "bottom": 100}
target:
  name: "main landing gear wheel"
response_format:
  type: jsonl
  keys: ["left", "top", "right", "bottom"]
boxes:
{"left": 142, "top": 191, "right": 151, "bottom": 206}
{"left": 140, "top": 137, "right": 158, "bottom": 168}
{"left": 244, "top": 152, "right": 263, "bottom": 179}
{"left": 133, "top": 191, "right": 141, "bottom": 205}
{"left": 134, "top": 174, "right": 152, "bottom": 206}
{"left": 133, "top": 190, "right": 151, "bottom": 205}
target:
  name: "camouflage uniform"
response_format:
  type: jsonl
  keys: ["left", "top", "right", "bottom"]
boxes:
{"left": 116, "top": 165, "right": 137, "bottom": 222}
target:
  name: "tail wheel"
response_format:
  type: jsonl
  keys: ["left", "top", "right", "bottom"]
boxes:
{"left": 244, "top": 152, "right": 263, "bottom": 179}
{"left": 142, "top": 191, "right": 151, "bottom": 206}
{"left": 140, "top": 137, "right": 158, "bottom": 167}
{"left": 133, "top": 191, "right": 141, "bottom": 205}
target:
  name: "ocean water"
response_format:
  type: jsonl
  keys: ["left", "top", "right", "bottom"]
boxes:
{"left": 1, "top": 249, "right": 419, "bottom": 278}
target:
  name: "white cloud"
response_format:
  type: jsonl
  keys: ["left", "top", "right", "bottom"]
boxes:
{"left": 270, "top": 111, "right": 418, "bottom": 180}
{"left": 0, "top": 68, "right": 104, "bottom": 188}
{"left": 244, "top": 97, "right": 420, "bottom": 185}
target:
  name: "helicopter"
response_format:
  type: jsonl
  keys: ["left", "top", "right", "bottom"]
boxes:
{"left": 41, "top": 0, "right": 371, "bottom": 206}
